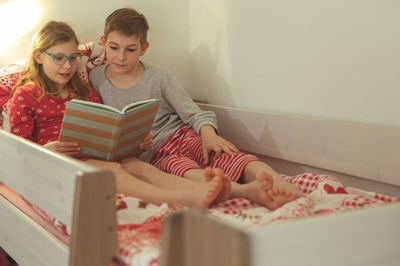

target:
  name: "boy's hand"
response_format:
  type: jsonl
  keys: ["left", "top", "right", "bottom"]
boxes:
{"left": 200, "top": 125, "right": 239, "bottom": 165}
{"left": 43, "top": 141, "right": 80, "bottom": 156}
{"left": 139, "top": 132, "right": 154, "bottom": 151}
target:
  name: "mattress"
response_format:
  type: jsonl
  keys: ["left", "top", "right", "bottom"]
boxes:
{"left": 3, "top": 171, "right": 392, "bottom": 265}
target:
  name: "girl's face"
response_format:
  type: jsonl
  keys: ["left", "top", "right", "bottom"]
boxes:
{"left": 35, "top": 40, "right": 79, "bottom": 90}
{"left": 102, "top": 31, "right": 149, "bottom": 76}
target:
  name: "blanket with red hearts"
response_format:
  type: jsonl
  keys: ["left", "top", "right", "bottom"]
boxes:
{"left": 113, "top": 172, "right": 397, "bottom": 266}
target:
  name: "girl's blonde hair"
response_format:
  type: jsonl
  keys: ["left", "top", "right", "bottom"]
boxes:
{"left": 13, "top": 21, "right": 90, "bottom": 99}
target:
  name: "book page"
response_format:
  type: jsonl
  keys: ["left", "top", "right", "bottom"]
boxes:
{"left": 71, "top": 99, "right": 121, "bottom": 113}
{"left": 122, "top": 98, "right": 160, "bottom": 112}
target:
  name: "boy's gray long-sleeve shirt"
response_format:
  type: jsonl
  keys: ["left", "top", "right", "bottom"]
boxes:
{"left": 89, "top": 62, "right": 218, "bottom": 162}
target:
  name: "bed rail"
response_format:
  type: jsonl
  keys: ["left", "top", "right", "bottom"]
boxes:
{"left": 199, "top": 103, "right": 400, "bottom": 187}
{"left": 0, "top": 130, "right": 117, "bottom": 266}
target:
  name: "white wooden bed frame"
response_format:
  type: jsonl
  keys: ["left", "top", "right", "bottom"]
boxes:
{"left": 1, "top": 103, "right": 400, "bottom": 266}
{"left": 160, "top": 103, "right": 400, "bottom": 266}
{"left": 0, "top": 130, "right": 118, "bottom": 266}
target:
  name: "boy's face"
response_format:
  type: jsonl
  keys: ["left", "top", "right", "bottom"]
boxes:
{"left": 101, "top": 31, "right": 149, "bottom": 75}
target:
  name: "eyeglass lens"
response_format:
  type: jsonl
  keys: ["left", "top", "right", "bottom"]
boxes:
{"left": 53, "top": 54, "right": 81, "bottom": 65}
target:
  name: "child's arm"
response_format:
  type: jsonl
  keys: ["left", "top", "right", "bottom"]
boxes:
{"left": 43, "top": 141, "right": 80, "bottom": 156}
{"left": 47, "top": 88, "right": 100, "bottom": 156}
{"left": 200, "top": 125, "right": 239, "bottom": 164}
{"left": 10, "top": 86, "right": 80, "bottom": 156}
{"left": 161, "top": 72, "right": 239, "bottom": 163}
{"left": 9, "top": 87, "right": 36, "bottom": 142}
{"left": 139, "top": 132, "right": 154, "bottom": 151}
{"left": 161, "top": 72, "right": 218, "bottom": 133}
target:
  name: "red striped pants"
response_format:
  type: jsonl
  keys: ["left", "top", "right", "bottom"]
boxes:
{"left": 150, "top": 125, "right": 259, "bottom": 182}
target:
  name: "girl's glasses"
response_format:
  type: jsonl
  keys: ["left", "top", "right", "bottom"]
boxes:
{"left": 41, "top": 51, "right": 82, "bottom": 65}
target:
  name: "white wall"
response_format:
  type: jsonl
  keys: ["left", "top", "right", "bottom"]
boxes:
{"left": 189, "top": 0, "right": 400, "bottom": 128}
{"left": 1, "top": 0, "right": 399, "bottom": 128}
{"left": 0, "top": 0, "right": 191, "bottom": 89}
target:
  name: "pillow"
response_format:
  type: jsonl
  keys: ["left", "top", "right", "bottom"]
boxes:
{"left": 78, "top": 41, "right": 106, "bottom": 82}
{"left": 0, "top": 63, "right": 25, "bottom": 128}
{"left": 0, "top": 63, "right": 24, "bottom": 107}
{"left": 1, "top": 100, "right": 10, "bottom": 131}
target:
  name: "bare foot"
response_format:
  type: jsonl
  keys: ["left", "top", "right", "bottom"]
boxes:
{"left": 273, "top": 179, "right": 303, "bottom": 199}
{"left": 233, "top": 172, "right": 299, "bottom": 210}
{"left": 256, "top": 172, "right": 302, "bottom": 209}
{"left": 204, "top": 168, "right": 231, "bottom": 203}
{"left": 238, "top": 172, "right": 274, "bottom": 205}
{"left": 171, "top": 175, "right": 223, "bottom": 208}
{"left": 259, "top": 188, "right": 299, "bottom": 210}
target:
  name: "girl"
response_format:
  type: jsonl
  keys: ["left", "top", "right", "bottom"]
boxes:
{"left": 9, "top": 20, "right": 227, "bottom": 208}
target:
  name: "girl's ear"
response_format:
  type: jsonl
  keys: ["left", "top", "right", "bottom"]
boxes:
{"left": 140, "top": 41, "right": 149, "bottom": 56}
{"left": 33, "top": 49, "right": 43, "bottom": 64}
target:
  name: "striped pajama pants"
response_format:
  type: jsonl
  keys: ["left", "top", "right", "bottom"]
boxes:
{"left": 150, "top": 125, "right": 259, "bottom": 182}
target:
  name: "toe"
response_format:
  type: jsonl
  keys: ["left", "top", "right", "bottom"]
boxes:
{"left": 267, "top": 189, "right": 276, "bottom": 198}
{"left": 204, "top": 167, "right": 213, "bottom": 181}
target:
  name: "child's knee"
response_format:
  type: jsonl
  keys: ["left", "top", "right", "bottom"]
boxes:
{"left": 106, "top": 162, "right": 126, "bottom": 174}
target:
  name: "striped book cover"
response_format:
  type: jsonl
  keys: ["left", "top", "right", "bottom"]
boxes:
{"left": 59, "top": 98, "right": 161, "bottom": 161}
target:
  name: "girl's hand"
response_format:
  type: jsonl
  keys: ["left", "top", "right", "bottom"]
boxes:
{"left": 139, "top": 132, "right": 154, "bottom": 151}
{"left": 43, "top": 141, "right": 80, "bottom": 156}
{"left": 200, "top": 125, "right": 239, "bottom": 165}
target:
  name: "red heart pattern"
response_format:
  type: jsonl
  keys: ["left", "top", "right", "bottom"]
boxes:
{"left": 323, "top": 184, "right": 348, "bottom": 194}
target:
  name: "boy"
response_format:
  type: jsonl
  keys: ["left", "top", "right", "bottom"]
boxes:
{"left": 89, "top": 8, "right": 302, "bottom": 209}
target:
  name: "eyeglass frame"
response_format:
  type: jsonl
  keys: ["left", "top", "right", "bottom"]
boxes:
{"left": 41, "top": 50, "right": 82, "bottom": 65}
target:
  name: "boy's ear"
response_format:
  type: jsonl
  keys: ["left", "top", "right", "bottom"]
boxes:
{"left": 140, "top": 41, "right": 149, "bottom": 56}
{"left": 33, "top": 49, "right": 43, "bottom": 64}
{"left": 100, "top": 35, "right": 106, "bottom": 49}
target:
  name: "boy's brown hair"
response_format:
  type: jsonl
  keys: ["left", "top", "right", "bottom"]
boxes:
{"left": 104, "top": 8, "right": 149, "bottom": 46}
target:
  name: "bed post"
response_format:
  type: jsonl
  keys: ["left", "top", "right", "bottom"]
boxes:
{"left": 160, "top": 209, "right": 249, "bottom": 266}
{"left": 69, "top": 170, "right": 117, "bottom": 266}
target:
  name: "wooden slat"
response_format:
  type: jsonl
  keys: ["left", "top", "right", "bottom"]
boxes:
{"left": 161, "top": 209, "right": 248, "bottom": 266}
{"left": 199, "top": 103, "right": 400, "bottom": 186}
{"left": 0, "top": 130, "right": 118, "bottom": 266}
{"left": 69, "top": 171, "right": 117, "bottom": 266}
{"left": 167, "top": 203, "right": 400, "bottom": 266}
{"left": 0, "top": 130, "right": 98, "bottom": 230}
{"left": 249, "top": 203, "right": 400, "bottom": 266}
{"left": 159, "top": 211, "right": 187, "bottom": 266}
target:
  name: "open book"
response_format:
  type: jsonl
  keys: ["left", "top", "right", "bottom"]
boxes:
{"left": 59, "top": 98, "right": 161, "bottom": 161}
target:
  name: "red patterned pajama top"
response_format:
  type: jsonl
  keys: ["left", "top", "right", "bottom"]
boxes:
{"left": 9, "top": 84, "right": 100, "bottom": 144}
